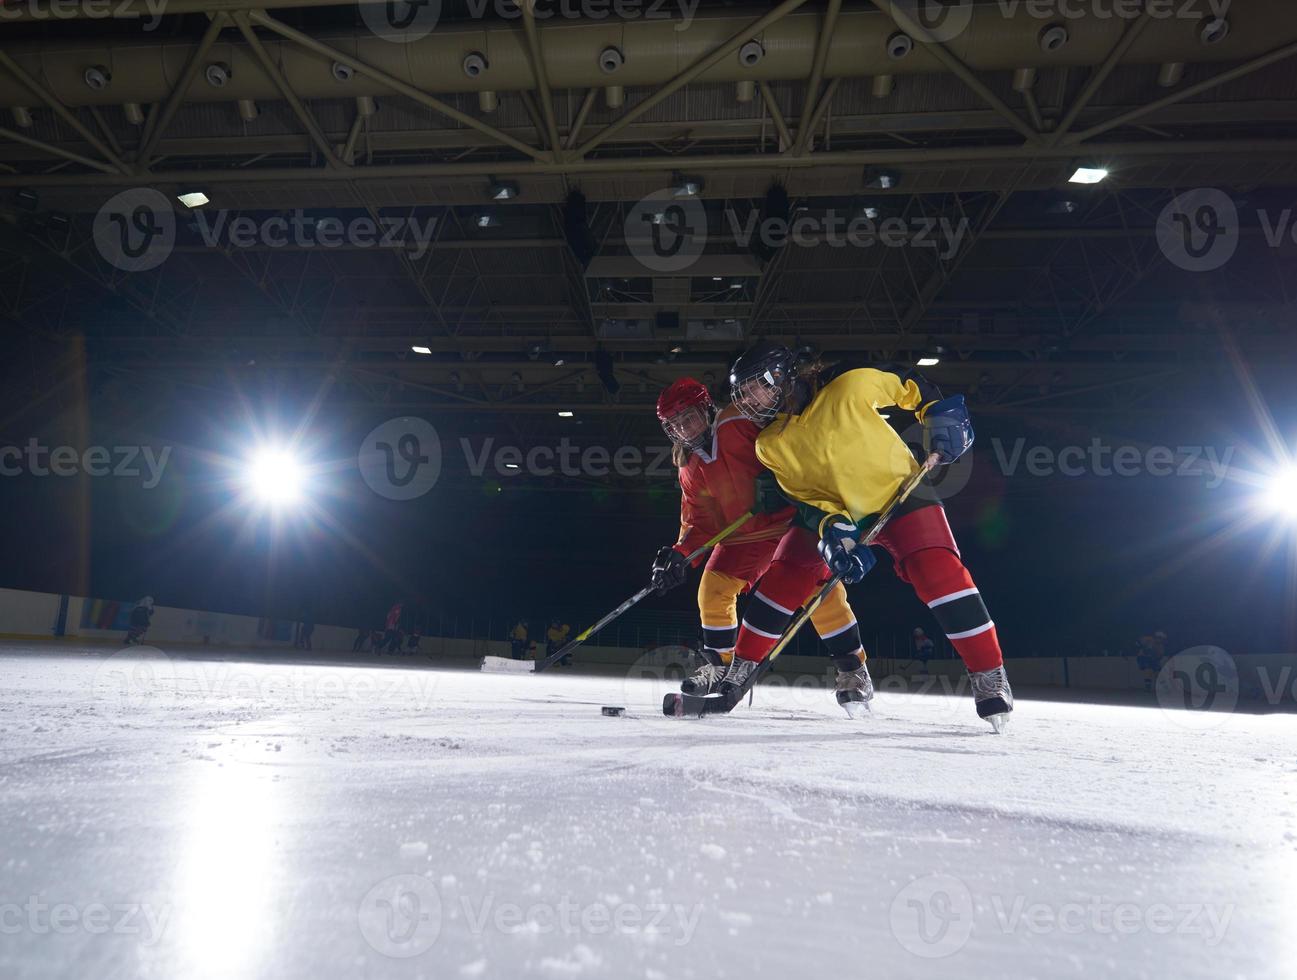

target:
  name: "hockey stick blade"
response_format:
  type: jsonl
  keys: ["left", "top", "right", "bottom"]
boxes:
{"left": 662, "top": 691, "right": 735, "bottom": 718}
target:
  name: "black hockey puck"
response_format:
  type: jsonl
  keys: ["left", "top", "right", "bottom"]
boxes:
{"left": 601, "top": 706, "right": 625, "bottom": 717}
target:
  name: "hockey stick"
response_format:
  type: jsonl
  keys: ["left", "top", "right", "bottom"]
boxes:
{"left": 663, "top": 453, "right": 940, "bottom": 717}
{"left": 533, "top": 510, "right": 756, "bottom": 673}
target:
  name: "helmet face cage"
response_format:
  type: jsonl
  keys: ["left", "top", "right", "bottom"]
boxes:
{"left": 730, "top": 361, "right": 790, "bottom": 424}
{"left": 661, "top": 403, "right": 714, "bottom": 454}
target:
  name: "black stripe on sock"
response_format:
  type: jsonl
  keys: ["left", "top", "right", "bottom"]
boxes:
{"left": 822, "top": 624, "right": 864, "bottom": 659}
{"left": 741, "top": 593, "right": 794, "bottom": 637}
{"left": 931, "top": 593, "right": 991, "bottom": 637}
{"left": 702, "top": 626, "right": 737, "bottom": 651}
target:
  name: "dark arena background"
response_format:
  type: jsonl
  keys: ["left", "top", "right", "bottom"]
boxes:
{"left": 1, "top": 1, "right": 1295, "bottom": 977}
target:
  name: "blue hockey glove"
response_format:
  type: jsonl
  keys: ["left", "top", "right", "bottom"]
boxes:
{"left": 921, "top": 394, "right": 974, "bottom": 464}
{"left": 817, "top": 516, "right": 877, "bottom": 585}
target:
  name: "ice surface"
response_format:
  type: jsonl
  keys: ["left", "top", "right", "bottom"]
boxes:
{"left": 1, "top": 643, "right": 1294, "bottom": 980}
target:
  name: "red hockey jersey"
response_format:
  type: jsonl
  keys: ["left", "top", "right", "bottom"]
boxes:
{"left": 674, "top": 405, "right": 793, "bottom": 560}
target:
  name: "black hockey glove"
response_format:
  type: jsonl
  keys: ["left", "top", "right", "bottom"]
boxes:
{"left": 650, "top": 546, "right": 690, "bottom": 594}
{"left": 753, "top": 471, "right": 791, "bottom": 515}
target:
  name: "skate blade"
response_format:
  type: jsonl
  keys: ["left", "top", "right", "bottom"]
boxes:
{"left": 841, "top": 700, "right": 872, "bottom": 719}
{"left": 986, "top": 712, "right": 1011, "bottom": 734}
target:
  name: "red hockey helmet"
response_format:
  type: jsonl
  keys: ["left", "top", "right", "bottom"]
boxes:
{"left": 656, "top": 378, "right": 715, "bottom": 454}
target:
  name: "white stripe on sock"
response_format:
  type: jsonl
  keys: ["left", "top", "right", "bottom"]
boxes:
{"left": 753, "top": 592, "right": 796, "bottom": 616}
{"left": 817, "top": 620, "right": 860, "bottom": 640}
{"left": 928, "top": 587, "right": 980, "bottom": 609}
{"left": 947, "top": 620, "right": 995, "bottom": 641}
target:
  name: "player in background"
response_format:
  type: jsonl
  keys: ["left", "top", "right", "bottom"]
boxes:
{"left": 124, "top": 596, "right": 154, "bottom": 646}
{"left": 913, "top": 627, "right": 935, "bottom": 675}
{"left": 547, "top": 619, "right": 573, "bottom": 667}
{"left": 1135, "top": 630, "right": 1168, "bottom": 693}
{"left": 510, "top": 619, "right": 529, "bottom": 660}
{"left": 726, "top": 344, "right": 1013, "bottom": 731}
{"left": 650, "top": 378, "right": 874, "bottom": 716}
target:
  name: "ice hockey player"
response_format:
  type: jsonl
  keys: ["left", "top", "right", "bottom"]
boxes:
{"left": 1135, "top": 630, "right": 1168, "bottom": 693}
{"left": 726, "top": 344, "right": 1013, "bottom": 731}
{"left": 124, "top": 596, "right": 154, "bottom": 646}
{"left": 650, "top": 378, "right": 874, "bottom": 716}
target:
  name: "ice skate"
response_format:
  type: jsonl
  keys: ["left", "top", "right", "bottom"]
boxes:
{"left": 969, "top": 664, "right": 1013, "bottom": 732}
{"left": 681, "top": 654, "right": 727, "bottom": 697}
{"left": 835, "top": 661, "right": 875, "bottom": 718}
{"left": 717, "top": 657, "right": 759, "bottom": 706}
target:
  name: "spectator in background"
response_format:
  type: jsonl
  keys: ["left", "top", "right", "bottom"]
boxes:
{"left": 1135, "top": 630, "right": 1168, "bottom": 693}
{"left": 383, "top": 601, "right": 404, "bottom": 655}
{"left": 403, "top": 602, "right": 423, "bottom": 656}
{"left": 913, "top": 627, "right": 934, "bottom": 675}
{"left": 299, "top": 607, "right": 315, "bottom": 651}
{"left": 295, "top": 602, "right": 315, "bottom": 651}
{"left": 124, "top": 596, "right": 154, "bottom": 646}
{"left": 510, "top": 619, "right": 529, "bottom": 660}
{"left": 547, "top": 618, "right": 573, "bottom": 667}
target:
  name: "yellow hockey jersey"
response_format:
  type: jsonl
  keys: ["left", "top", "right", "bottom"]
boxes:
{"left": 754, "top": 362, "right": 939, "bottom": 529}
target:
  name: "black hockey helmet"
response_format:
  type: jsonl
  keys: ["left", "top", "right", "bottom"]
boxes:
{"left": 729, "top": 342, "right": 796, "bottom": 424}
